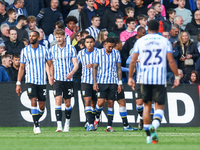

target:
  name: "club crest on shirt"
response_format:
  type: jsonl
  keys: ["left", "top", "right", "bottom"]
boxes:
{"left": 97, "top": 92, "right": 100, "bottom": 97}
{"left": 82, "top": 91, "right": 85, "bottom": 96}
{"left": 28, "top": 88, "right": 32, "bottom": 93}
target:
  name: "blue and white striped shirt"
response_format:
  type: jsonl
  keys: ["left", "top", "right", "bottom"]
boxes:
{"left": 85, "top": 26, "right": 100, "bottom": 40}
{"left": 20, "top": 44, "right": 52, "bottom": 85}
{"left": 133, "top": 34, "right": 173, "bottom": 85}
{"left": 49, "top": 44, "right": 77, "bottom": 81}
{"left": 77, "top": 48, "right": 99, "bottom": 84}
{"left": 94, "top": 48, "right": 121, "bottom": 84}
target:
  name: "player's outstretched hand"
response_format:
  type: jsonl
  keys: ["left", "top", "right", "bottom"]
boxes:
{"left": 49, "top": 76, "right": 55, "bottom": 85}
{"left": 118, "top": 85, "right": 122, "bottom": 93}
{"left": 16, "top": 85, "right": 22, "bottom": 96}
{"left": 128, "top": 78, "right": 135, "bottom": 90}
{"left": 172, "top": 78, "right": 180, "bottom": 89}
{"left": 93, "top": 82, "right": 99, "bottom": 92}
{"left": 66, "top": 72, "right": 73, "bottom": 80}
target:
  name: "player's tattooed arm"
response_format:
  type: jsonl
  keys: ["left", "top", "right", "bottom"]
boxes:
{"left": 116, "top": 63, "right": 122, "bottom": 81}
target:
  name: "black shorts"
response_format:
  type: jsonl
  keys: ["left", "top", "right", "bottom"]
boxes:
{"left": 135, "top": 84, "right": 142, "bottom": 100}
{"left": 117, "top": 88, "right": 125, "bottom": 100}
{"left": 26, "top": 83, "right": 46, "bottom": 101}
{"left": 140, "top": 84, "right": 166, "bottom": 105}
{"left": 97, "top": 84, "right": 118, "bottom": 101}
{"left": 81, "top": 83, "right": 97, "bottom": 101}
{"left": 53, "top": 81, "right": 74, "bottom": 99}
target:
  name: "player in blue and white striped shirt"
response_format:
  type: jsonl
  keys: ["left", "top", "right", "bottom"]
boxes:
{"left": 16, "top": 31, "right": 54, "bottom": 134}
{"left": 77, "top": 35, "right": 99, "bottom": 131}
{"left": 49, "top": 28, "right": 78, "bottom": 132}
{"left": 93, "top": 37, "right": 122, "bottom": 132}
{"left": 85, "top": 15, "right": 100, "bottom": 40}
{"left": 128, "top": 20, "right": 180, "bottom": 144}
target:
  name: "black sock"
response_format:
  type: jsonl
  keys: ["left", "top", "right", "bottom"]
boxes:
{"left": 86, "top": 112, "right": 93, "bottom": 124}
{"left": 107, "top": 115, "right": 113, "bottom": 127}
{"left": 65, "top": 109, "right": 72, "bottom": 119}
{"left": 138, "top": 110, "right": 143, "bottom": 117}
{"left": 122, "top": 117, "right": 128, "bottom": 127}
{"left": 96, "top": 111, "right": 101, "bottom": 119}
{"left": 56, "top": 109, "right": 62, "bottom": 121}
{"left": 145, "top": 130, "right": 151, "bottom": 136}
{"left": 92, "top": 111, "right": 96, "bottom": 123}
{"left": 32, "top": 115, "right": 39, "bottom": 127}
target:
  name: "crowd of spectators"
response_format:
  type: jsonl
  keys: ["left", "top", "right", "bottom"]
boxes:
{"left": 0, "top": 0, "right": 200, "bottom": 84}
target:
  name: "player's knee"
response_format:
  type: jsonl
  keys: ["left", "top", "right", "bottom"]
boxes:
{"left": 118, "top": 99, "right": 126, "bottom": 107}
{"left": 136, "top": 99, "right": 143, "bottom": 105}
{"left": 39, "top": 105, "right": 45, "bottom": 111}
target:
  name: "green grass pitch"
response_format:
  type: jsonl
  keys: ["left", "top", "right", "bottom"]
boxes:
{"left": 0, "top": 127, "right": 200, "bottom": 150}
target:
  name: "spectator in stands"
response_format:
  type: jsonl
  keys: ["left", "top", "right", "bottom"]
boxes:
{"left": 36, "top": 0, "right": 63, "bottom": 38}
{"left": 147, "top": 0, "right": 166, "bottom": 18}
{"left": 65, "top": 16, "right": 79, "bottom": 41}
{"left": 7, "top": 0, "right": 28, "bottom": 17}
{"left": 119, "top": 0, "right": 133, "bottom": 16}
{"left": 121, "top": 26, "right": 146, "bottom": 67}
{"left": 2, "top": 8, "right": 17, "bottom": 27}
{"left": 94, "top": 0, "right": 110, "bottom": 29}
{"left": 72, "top": 31, "right": 81, "bottom": 46}
{"left": 174, "top": 15, "right": 184, "bottom": 31}
{"left": 0, "top": 23, "right": 10, "bottom": 42}
{"left": 113, "top": 17, "right": 125, "bottom": 37}
{"left": 177, "top": 31, "right": 200, "bottom": 83}
{"left": 67, "top": 1, "right": 85, "bottom": 26}
{"left": 0, "top": 54, "right": 12, "bottom": 82}
{"left": 120, "top": 17, "right": 137, "bottom": 45}
{"left": 186, "top": 10, "right": 200, "bottom": 44}
{"left": 95, "top": 29, "right": 108, "bottom": 48}
{"left": 0, "top": 1, "right": 8, "bottom": 25}
{"left": 195, "top": 0, "right": 200, "bottom": 12}
{"left": 0, "top": 41, "right": 5, "bottom": 65}
{"left": 166, "top": 0, "right": 178, "bottom": 10}
{"left": 163, "top": 8, "right": 176, "bottom": 31}
{"left": 25, "top": 16, "right": 38, "bottom": 38}
{"left": 37, "top": 28, "right": 50, "bottom": 48}
{"left": 169, "top": 23, "right": 179, "bottom": 43}
{"left": 80, "top": 0, "right": 96, "bottom": 30}
{"left": 134, "top": 14, "right": 148, "bottom": 32}
{"left": 86, "top": 15, "right": 100, "bottom": 40}
{"left": 12, "top": 15, "right": 28, "bottom": 40}
{"left": 7, "top": 54, "right": 24, "bottom": 81}
{"left": 102, "top": 0, "right": 123, "bottom": 32}
{"left": 152, "top": 2, "right": 164, "bottom": 22}
{"left": 63, "top": 0, "right": 84, "bottom": 16}
{"left": 174, "top": 0, "right": 192, "bottom": 30}
{"left": 123, "top": 7, "right": 135, "bottom": 25}
{"left": 189, "top": 70, "right": 199, "bottom": 84}
{"left": 147, "top": 7, "right": 164, "bottom": 33}
{"left": 75, "top": 30, "right": 89, "bottom": 52}
{"left": 134, "top": 0, "right": 147, "bottom": 20}
{"left": 24, "top": 0, "right": 44, "bottom": 17}
{"left": 21, "top": 38, "right": 29, "bottom": 47}
{"left": 5, "top": 28, "right": 25, "bottom": 55}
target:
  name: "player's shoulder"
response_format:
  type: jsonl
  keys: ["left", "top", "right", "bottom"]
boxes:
{"left": 39, "top": 44, "right": 49, "bottom": 50}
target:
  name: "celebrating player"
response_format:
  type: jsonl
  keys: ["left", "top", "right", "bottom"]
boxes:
{"left": 16, "top": 31, "right": 54, "bottom": 134}
{"left": 49, "top": 28, "right": 78, "bottom": 132}
{"left": 128, "top": 20, "right": 180, "bottom": 143}
{"left": 77, "top": 35, "right": 99, "bottom": 131}
{"left": 93, "top": 37, "right": 122, "bottom": 132}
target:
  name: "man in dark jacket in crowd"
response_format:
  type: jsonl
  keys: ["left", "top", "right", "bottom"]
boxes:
{"left": 163, "top": 8, "right": 176, "bottom": 31}
{"left": 102, "top": 0, "right": 123, "bottom": 32}
{"left": 121, "top": 26, "right": 146, "bottom": 67}
{"left": 134, "top": 0, "right": 147, "bottom": 20}
{"left": 36, "top": 0, "right": 63, "bottom": 38}
{"left": 80, "top": 0, "right": 96, "bottom": 30}
{"left": 5, "top": 28, "right": 25, "bottom": 55}
{"left": 24, "top": 0, "right": 44, "bottom": 17}
{"left": 186, "top": 10, "right": 200, "bottom": 43}
{"left": 0, "top": 1, "right": 8, "bottom": 25}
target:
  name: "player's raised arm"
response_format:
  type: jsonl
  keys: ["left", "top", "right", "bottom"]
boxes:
{"left": 167, "top": 52, "right": 180, "bottom": 88}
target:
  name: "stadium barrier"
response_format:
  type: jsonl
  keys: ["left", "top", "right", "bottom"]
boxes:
{"left": 0, "top": 82, "right": 200, "bottom": 127}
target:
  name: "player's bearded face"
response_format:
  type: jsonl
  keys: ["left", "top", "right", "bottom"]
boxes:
{"left": 30, "top": 38, "right": 37, "bottom": 44}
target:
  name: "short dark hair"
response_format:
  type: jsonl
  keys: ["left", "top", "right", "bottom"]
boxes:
{"left": 104, "top": 37, "right": 115, "bottom": 44}
{"left": 137, "top": 14, "right": 148, "bottom": 21}
{"left": 113, "top": 37, "right": 120, "bottom": 44}
{"left": 148, "top": 19, "right": 159, "bottom": 32}
{"left": 167, "top": 8, "right": 176, "bottom": 15}
{"left": 126, "top": 17, "right": 136, "bottom": 25}
{"left": 78, "top": 1, "right": 85, "bottom": 6}
{"left": 152, "top": 2, "right": 160, "bottom": 7}
{"left": 85, "top": 35, "right": 95, "bottom": 42}
{"left": 21, "top": 38, "right": 29, "bottom": 43}
{"left": 65, "top": 16, "right": 78, "bottom": 24}
{"left": 13, "top": 54, "right": 20, "bottom": 59}
{"left": 91, "top": 15, "right": 99, "bottom": 21}
{"left": 17, "top": 15, "right": 27, "bottom": 22}
{"left": 137, "top": 26, "right": 146, "bottom": 32}
{"left": 80, "top": 30, "right": 89, "bottom": 37}
{"left": 116, "top": 16, "right": 123, "bottom": 21}
{"left": 8, "top": 27, "right": 17, "bottom": 34}
{"left": 79, "top": 39, "right": 85, "bottom": 47}
{"left": 54, "top": 21, "right": 65, "bottom": 30}
{"left": 7, "top": 8, "right": 17, "bottom": 16}
{"left": 31, "top": 31, "right": 40, "bottom": 37}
